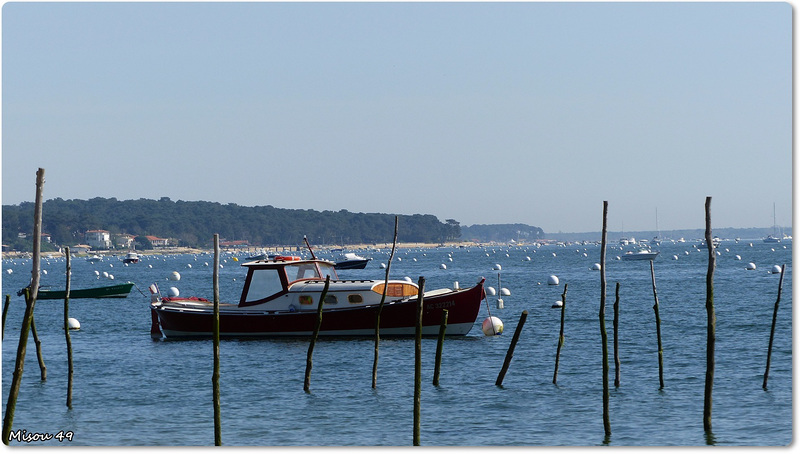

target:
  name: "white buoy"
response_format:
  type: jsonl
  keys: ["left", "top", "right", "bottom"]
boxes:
{"left": 547, "top": 275, "right": 559, "bottom": 285}
{"left": 108, "top": 274, "right": 114, "bottom": 280}
{"left": 5, "top": 269, "right": 11, "bottom": 274}
{"left": 94, "top": 270, "right": 100, "bottom": 276}
{"left": 591, "top": 263, "right": 601, "bottom": 271}
{"left": 500, "top": 288, "right": 511, "bottom": 296}
{"left": 486, "top": 286, "right": 497, "bottom": 296}
{"left": 170, "top": 271, "right": 181, "bottom": 281}
{"left": 403, "top": 276, "right": 412, "bottom": 283}
{"left": 168, "top": 287, "right": 180, "bottom": 297}
{"left": 746, "top": 262, "right": 757, "bottom": 270}
{"left": 453, "top": 281, "right": 460, "bottom": 290}
{"left": 496, "top": 298, "right": 504, "bottom": 309}
{"left": 380, "top": 263, "right": 386, "bottom": 269}
{"left": 734, "top": 255, "right": 741, "bottom": 261}
{"left": 524, "top": 256, "right": 531, "bottom": 261}
{"left": 493, "top": 264, "right": 502, "bottom": 271}
{"left": 481, "top": 316, "right": 504, "bottom": 336}
{"left": 439, "top": 263, "right": 447, "bottom": 269}
{"left": 187, "top": 264, "right": 192, "bottom": 268}
{"left": 42, "top": 270, "right": 48, "bottom": 275}
{"left": 672, "top": 255, "right": 679, "bottom": 260}
{"left": 552, "top": 300, "right": 563, "bottom": 308}
{"left": 68, "top": 318, "right": 80, "bottom": 330}
{"left": 771, "top": 265, "right": 783, "bottom": 274}
{"left": 102, "top": 271, "right": 109, "bottom": 278}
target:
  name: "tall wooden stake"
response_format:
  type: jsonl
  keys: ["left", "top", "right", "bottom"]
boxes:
{"left": 613, "top": 282, "right": 621, "bottom": 388}
{"left": 305, "top": 275, "right": 331, "bottom": 393}
{"left": 650, "top": 261, "right": 664, "bottom": 390}
{"left": 2, "top": 295, "right": 9, "bottom": 340}
{"left": 3, "top": 168, "right": 45, "bottom": 445}
{"left": 599, "top": 200, "right": 611, "bottom": 437}
{"left": 31, "top": 317, "right": 46, "bottom": 381}
{"left": 763, "top": 264, "right": 785, "bottom": 390}
{"left": 212, "top": 234, "right": 221, "bottom": 446}
{"left": 703, "top": 196, "right": 716, "bottom": 432}
{"left": 553, "top": 284, "right": 568, "bottom": 385}
{"left": 496, "top": 310, "right": 528, "bottom": 386}
{"left": 373, "top": 216, "right": 398, "bottom": 389}
{"left": 413, "top": 276, "right": 425, "bottom": 446}
{"left": 64, "top": 247, "right": 73, "bottom": 408}
{"left": 432, "top": 309, "right": 448, "bottom": 386}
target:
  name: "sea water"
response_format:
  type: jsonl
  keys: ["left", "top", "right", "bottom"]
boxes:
{"left": 0, "top": 240, "right": 792, "bottom": 446}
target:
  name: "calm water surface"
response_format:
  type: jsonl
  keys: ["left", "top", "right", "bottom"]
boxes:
{"left": 1, "top": 240, "right": 792, "bottom": 446}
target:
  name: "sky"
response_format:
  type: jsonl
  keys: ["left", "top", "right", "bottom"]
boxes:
{"left": 1, "top": 2, "right": 792, "bottom": 234}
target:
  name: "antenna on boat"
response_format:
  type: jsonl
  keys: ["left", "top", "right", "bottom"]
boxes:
{"left": 303, "top": 235, "right": 317, "bottom": 260}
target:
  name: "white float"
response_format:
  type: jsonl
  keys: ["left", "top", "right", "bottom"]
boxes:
{"left": 170, "top": 271, "right": 181, "bottom": 281}
{"left": 168, "top": 287, "right": 180, "bottom": 297}
{"left": 68, "top": 318, "right": 81, "bottom": 330}
{"left": 481, "top": 316, "right": 504, "bottom": 336}
{"left": 486, "top": 286, "right": 497, "bottom": 296}
{"left": 439, "top": 263, "right": 447, "bottom": 269}
{"left": 771, "top": 265, "right": 783, "bottom": 274}
{"left": 746, "top": 263, "right": 757, "bottom": 270}
{"left": 552, "top": 300, "right": 563, "bottom": 308}
{"left": 547, "top": 275, "right": 559, "bottom": 285}
{"left": 500, "top": 288, "right": 511, "bottom": 296}
{"left": 497, "top": 298, "right": 504, "bottom": 309}
{"left": 591, "top": 263, "right": 601, "bottom": 270}
{"left": 493, "top": 264, "right": 502, "bottom": 271}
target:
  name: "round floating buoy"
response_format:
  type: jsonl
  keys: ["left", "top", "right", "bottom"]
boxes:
{"left": 108, "top": 274, "right": 114, "bottom": 280}
{"left": 486, "top": 286, "right": 497, "bottom": 296}
{"left": 746, "top": 262, "right": 757, "bottom": 270}
{"left": 448, "top": 257, "right": 453, "bottom": 262}
{"left": 380, "top": 263, "right": 386, "bottom": 269}
{"left": 500, "top": 288, "right": 511, "bottom": 296}
{"left": 203, "top": 262, "right": 208, "bottom": 267}
{"left": 525, "top": 256, "right": 531, "bottom": 261}
{"left": 94, "top": 270, "right": 100, "bottom": 276}
{"left": 148, "top": 264, "right": 153, "bottom": 268}
{"left": 68, "top": 318, "right": 80, "bottom": 330}
{"left": 102, "top": 271, "right": 109, "bottom": 278}
{"left": 552, "top": 252, "right": 557, "bottom": 257}
{"left": 735, "top": 255, "right": 741, "bottom": 261}
{"left": 493, "top": 264, "right": 502, "bottom": 271}
{"left": 591, "top": 263, "right": 601, "bottom": 271}
{"left": 481, "top": 316, "right": 504, "bottom": 336}
{"left": 42, "top": 270, "right": 48, "bottom": 275}
{"left": 397, "top": 257, "right": 402, "bottom": 262}
{"left": 168, "top": 287, "right": 180, "bottom": 297}
{"left": 439, "top": 263, "right": 447, "bottom": 269}
{"left": 672, "top": 255, "right": 679, "bottom": 260}
{"left": 552, "top": 300, "right": 563, "bottom": 308}
{"left": 232, "top": 257, "right": 239, "bottom": 262}
{"left": 187, "top": 264, "right": 192, "bottom": 268}
{"left": 413, "top": 258, "right": 417, "bottom": 262}
{"left": 403, "top": 276, "right": 412, "bottom": 283}
{"left": 170, "top": 271, "right": 181, "bottom": 281}
{"left": 547, "top": 275, "right": 559, "bottom": 286}
{"left": 771, "top": 265, "right": 782, "bottom": 274}
{"left": 5, "top": 269, "right": 12, "bottom": 274}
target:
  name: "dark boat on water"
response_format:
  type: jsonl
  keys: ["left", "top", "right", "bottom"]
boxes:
{"left": 19, "top": 282, "right": 135, "bottom": 300}
{"left": 334, "top": 252, "right": 371, "bottom": 270}
{"left": 149, "top": 256, "right": 485, "bottom": 338}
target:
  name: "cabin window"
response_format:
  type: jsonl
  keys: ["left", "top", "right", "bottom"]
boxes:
{"left": 318, "top": 262, "right": 338, "bottom": 280}
{"left": 348, "top": 294, "right": 363, "bottom": 304}
{"left": 285, "top": 264, "right": 320, "bottom": 282}
{"left": 324, "top": 295, "right": 338, "bottom": 305}
{"left": 299, "top": 295, "right": 313, "bottom": 305}
{"left": 244, "top": 269, "right": 283, "bottom": 303}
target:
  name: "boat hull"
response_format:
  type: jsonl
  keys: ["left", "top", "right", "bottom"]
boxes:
{"left": 152, "top": 280, "right": 485, "bottom": 338}
{"left": 36, "top": 282, "right": 134, "bottom": 300}
{"left": 333, "top": 259, "right": 371, "bottom": 270}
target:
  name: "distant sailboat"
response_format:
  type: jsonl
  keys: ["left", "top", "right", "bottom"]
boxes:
{"left": 763, "top": 203, "right": 781, "bottom": 243}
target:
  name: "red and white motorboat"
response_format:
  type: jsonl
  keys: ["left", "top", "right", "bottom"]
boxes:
{"left": 149, "top": 256, "right": 486, "bottom": 338}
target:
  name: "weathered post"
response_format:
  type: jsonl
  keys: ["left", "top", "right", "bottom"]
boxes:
{"left": 432, "top": 309, "right": 448, "bottom": 386}
{"left": 3, "top": 168, "right": 45, "bottom": 445}
{"left": 212, "top": 234, "right": 221, "bottom": 446}
{"left": 650, "top": 261, "right": 664, "bottom": 389}
{"left": 413, "top": 276, "right": 425, "bottom": 446}
{"left": 2, "top": 295, "right": 9, "bottom": 340}
{"left": 553, "top": 284, "right": 568, "bottom": 385}
{"left": 31, "top": 316, "right": 46, "bottom": 381}
{"left": 599, "top": 200, "right": 611, "bottom": 437}
{"left": 703, "top": 196, "right": 716, "bottom": 433}
{"left": 496, "top": 310, "right": 528, "bottom": 387}
{"left": 64, "top": 247, "right": 74, "bottom": 408}
{"left": 304, "top": 275, "right": 331, "bottom": 393}
{"left": 763, "top": 264, "right": 785, "bottom": 390}
{"left": 613, "top": 282, "right": 621, "bottom": 388}
{"left": 373, "top": 216, "right": 399, "bottom": 388}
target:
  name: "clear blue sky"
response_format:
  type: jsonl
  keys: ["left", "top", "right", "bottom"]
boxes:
{"left": 2, "top": 2, "right": 792, "bottom": 234}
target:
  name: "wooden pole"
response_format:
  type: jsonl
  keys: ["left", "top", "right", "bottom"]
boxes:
{"left": 212, "top": 234, "right": 221, "bottom": 446}
{"left": 64, "top": 247, "right": 73, "bottom": 408}
{"left": 496, "top": 310, "right": 528, "bottom": 387}
{"left": 613, "top": 282, "right": 621, "bottom": 388}
{"left": 373, "top": 216, "right": 398, "bottom": 389}
{"left": 304, "top": 275, "right": 331, "bottom": 393}
{"left": 413, "top": 276, "right": 425, "bottom": 446}
{"left": 31, "top": 316, "right": 46, "bottom": 381}
{"left": 2, "top": 294, "right": 9, "bottom": 340}
{"left": 553, "top": 284, "right": 568, "bottom": 385}
{"left": 703, "top": 196, "right": 716, "bottom": 432}
{"left": 650, "top": 261, "right": 664, "bottom": 389}
{"left": 3, "top": 168, "right": 45, "bottom": 445}
{"left": 432, "top": 309, "right": 448, "bottom": 386}
{"left": 599, "top": 200, "right": 611, "bottom": 437}
{"left": 763, "top": 264, "right": 785, "bottom": 390}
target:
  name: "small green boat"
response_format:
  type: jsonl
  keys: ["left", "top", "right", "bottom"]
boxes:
{"left": 18, "top": 282, "right": 135, "bottom": 300}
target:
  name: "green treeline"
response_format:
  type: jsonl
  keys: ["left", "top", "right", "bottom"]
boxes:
{"left": 2, "top": 197, "right": 463, "bottom": 250}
